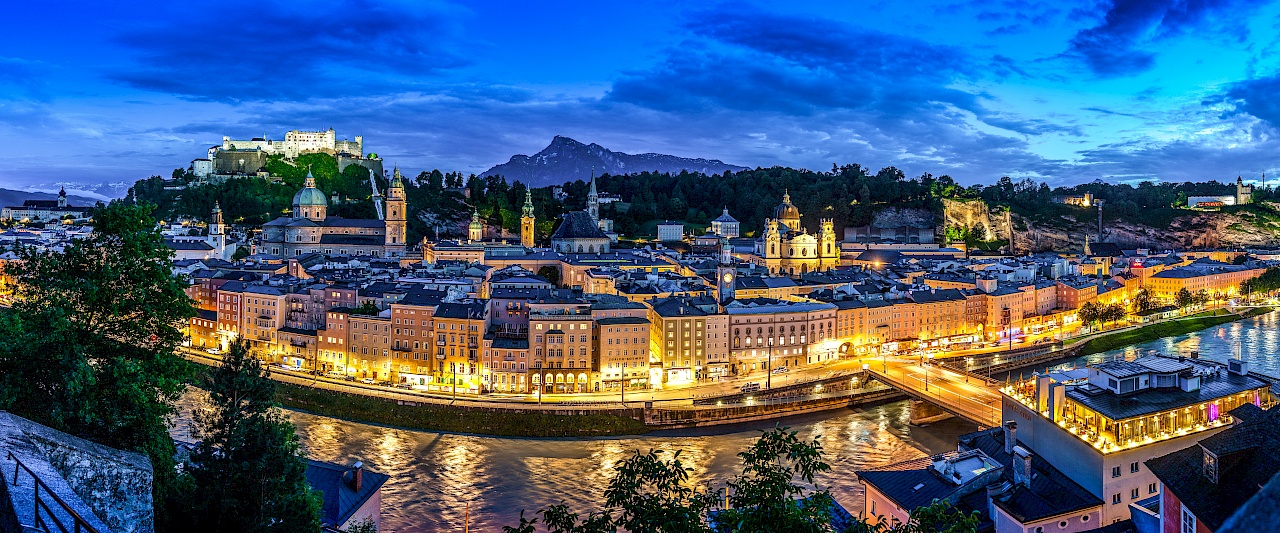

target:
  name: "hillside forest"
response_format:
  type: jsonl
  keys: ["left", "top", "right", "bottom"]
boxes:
{"left": 127, "top": 155, "right": 1280, "bottom": 247}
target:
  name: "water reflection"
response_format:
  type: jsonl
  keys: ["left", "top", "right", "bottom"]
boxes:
{"left": 999, "top": 310, "right": 1280, "bottom": 379}
{"left": 171, "top": 393, "right": 975, "bottom": 532}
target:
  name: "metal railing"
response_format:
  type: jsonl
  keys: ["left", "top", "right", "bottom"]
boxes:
{"left": 6, "top": 451, "right": 101, "bottom": 533}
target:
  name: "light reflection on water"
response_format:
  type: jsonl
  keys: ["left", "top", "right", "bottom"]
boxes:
{"left": 171, "top": 393, "right": 976, "bottom": 532}
{"left": 998, "top": 310, "right": 1280, "bottom": 379}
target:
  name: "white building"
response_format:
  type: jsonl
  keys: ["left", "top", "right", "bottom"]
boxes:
{"left": 710, "top": 208, "right": 740, "bottom": 238}
{"left": 657, "top": 221, "right": 684, "bottom": 242}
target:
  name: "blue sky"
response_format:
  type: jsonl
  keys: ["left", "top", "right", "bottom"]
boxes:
{"left": 4, "top": 0, "right": 1280, "bottom": 198}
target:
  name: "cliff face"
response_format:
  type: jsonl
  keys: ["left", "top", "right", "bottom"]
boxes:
{"left": 1008, "top": 202, "right": 1280, "bottom": 254}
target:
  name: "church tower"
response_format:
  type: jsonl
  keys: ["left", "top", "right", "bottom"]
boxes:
{"left": 468, "top": 211, "right": 484, "bottom": 242}
{"left": 384, "top": 167, "right": 407, "bottom": 254}
{"left": 587, "top": 169, "right": 600, "bottom": 222}
{"left": 818, "top": 218, "right": 837, "bottom": 261}
{"left": 521, "top": 189, "right": 536, "bottom": 248}
{"left": 57, "top": 187, "right": 67, "bottom": 209}
{"left": 763, "top": 219, "right": 781, "bottom": 259}
{"left": 717, "top": 237, "right": 736, "bottom": 304}
{"left": 210, "top": 201, "right": 227, "bottom": 259}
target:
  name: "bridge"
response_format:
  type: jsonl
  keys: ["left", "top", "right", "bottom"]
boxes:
{"left": 865, "top": 360, "right": 1002, "bottom": 427}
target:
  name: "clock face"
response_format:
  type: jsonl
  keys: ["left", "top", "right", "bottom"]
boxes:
{"left": 723, "top": 273, "right": 733, "bottom": 283}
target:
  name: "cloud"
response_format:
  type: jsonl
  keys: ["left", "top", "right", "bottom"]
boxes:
{"left": 1067, "top": 0, "right": 1267, "bottom": 77}
{"left": 1221, "top": 74, "right": 1280, "bottom": 131}
{"left": 108, "top": 0, "right": 470, "bottom": 102}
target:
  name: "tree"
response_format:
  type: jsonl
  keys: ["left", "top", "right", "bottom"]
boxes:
{"left": 538, "top": 266, "right": 561, "bottom": 287}
{"left": 1078, "top": 301, "right": 1101, "bottom": 327}
{"left": 1132, "top": 287, "right": 1154, "bottom": 314}
{"left": 503, "top": 427, "right": 976, "bottom": 533}
{"left": 0, "top": 201, "right": 195, "bottom": 529}
{"left": 231, "top": 245, "right": 250, "bottom": 261}
{"left": 351, "top": 301, "right": 382, "bottom": 316}
{"left": 344, "top": 518, "right": 378, "bottom": 533}
{"left": 178, "top": 338, "right": 322, "bottom": 533}
{"left": 1175, "top": 288, "right": 1195, "bottom": 310}
{"left": 845, "top": 500, "right": 978, "bottom": 533}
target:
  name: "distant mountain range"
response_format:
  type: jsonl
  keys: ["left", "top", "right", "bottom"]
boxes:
{"left": 0, "top": 189, "right": 100, "bottom": 209}
{"left": 481, "top": 136, "right": 748, "bottom": 186}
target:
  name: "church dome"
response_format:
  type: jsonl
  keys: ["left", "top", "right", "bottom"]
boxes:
{"left": 293, "top": 175, "right": 327, "bottom": 208}
{"left": 773, "top": 191, "right": 800, "bottom": 221}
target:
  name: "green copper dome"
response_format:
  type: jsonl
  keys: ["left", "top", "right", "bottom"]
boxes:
{"left": 293, "top": 175, "right": 328, "bottom": 208}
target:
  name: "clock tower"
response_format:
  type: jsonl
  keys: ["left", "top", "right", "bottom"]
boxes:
{"left": 717, "top": 237, "right": 735, "bottom": 303}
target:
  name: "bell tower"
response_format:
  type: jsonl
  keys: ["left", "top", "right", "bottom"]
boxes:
{"left": 384, "top": 167, "right": 407, "bottom": 255}
{"left": 468, "top": 211, "right": 484, "bottom": 242}
{"left": 210, "top": 201, "right": 227, "bottom": 259}
{"left": 818, "top": 218, "right": 837, "bottom": 261}
{"left": 521, "top": 189, "right": 536, "bottom": 248}
{"left": 717, "top": 237, "right": 735, "bottom": 303}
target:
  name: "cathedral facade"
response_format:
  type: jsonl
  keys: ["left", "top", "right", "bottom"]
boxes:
{"left": 261, "top": 169, "right": 407, "bottom": 258}
{"left": 752, "top": 191, "right": 839, "bottom": 275}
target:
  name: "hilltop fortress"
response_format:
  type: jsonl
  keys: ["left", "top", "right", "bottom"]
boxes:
{"left": 192, "top": 128, "right": 381, "bottom": 181}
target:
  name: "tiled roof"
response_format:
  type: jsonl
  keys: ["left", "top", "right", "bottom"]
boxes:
{"left": 1147, "top": 406, "right": 1280, "bottom": 532}
{"left": 959, "top": 428, "right": 1102, "bottom": 523}
{"left": 305, "top": 460, "right": 389, "bottom": 528}
{"left": 551, "top": 211, "right": 607, "bottom": 240}
{"left": 1066, "top": 363, "right": 1268, "bottom": 420}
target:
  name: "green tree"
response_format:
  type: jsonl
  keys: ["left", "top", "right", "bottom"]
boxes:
{"left": 845, "top": 500, "right": 979, "bottom": 533}
{"left": 231, "top": 245, "right": 250, "bottom": 261}
{"left": 0, "top": 202, "right": 195, "bottom": 529}
{"left": 538, "top": 266, "right": 561, "bottom": 287}
{"left": 1175, "top": 288, "right": 1195, "bottom": 310}
{"left": 503, "top": 427, "right": 976, "bottom": 533}
{"left": 179, "top": 338, "right": 322, "bottom": 533}
{"left": 1078, "top": 301, "right": 1101, "bottom": 327}
{"left": 351, "top": 301, "right": 382, "bottom": 316}
{"left": 1132, "top": 287, "right": 1154, "bottom": 314}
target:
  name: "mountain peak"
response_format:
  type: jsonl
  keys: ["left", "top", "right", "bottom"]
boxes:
{"left": 483, "top": 137, "right": 747, "bottom": 187}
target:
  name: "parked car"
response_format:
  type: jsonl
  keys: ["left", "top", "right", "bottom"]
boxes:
{"left": 394, "top": 383, "right": 415, "bottom": 390}
{"left": 359, "top": 377, "right": 376, "bottom": 384}
{"left": 771, "top": 366, "right": 789, "bottom": 374}
{"left": 205, "top": 347, "right": 222, "bottom": 355}
{"left": 740, "top": 382, "right": 761, "bottom": 393}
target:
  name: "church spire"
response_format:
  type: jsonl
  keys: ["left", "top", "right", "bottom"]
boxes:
{"left": 587, "top": 168, "right": 600, "bottom": 222}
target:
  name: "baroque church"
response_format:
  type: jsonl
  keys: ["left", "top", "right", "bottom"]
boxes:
{"left": 261, "top": 168, "right": 407, "bottom": 258}
{"left": 753, "top": 191, "right": 839, "bottom": 275}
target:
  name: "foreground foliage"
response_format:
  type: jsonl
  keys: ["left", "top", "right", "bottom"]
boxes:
{"left": 503, "top": 427, "right": 977, "bottom": 533}
{"left": 0, "top": 202, "right": 195, "bottom": 529}
{"left": 175, "top": 339, "right": 322, "bottom": 533}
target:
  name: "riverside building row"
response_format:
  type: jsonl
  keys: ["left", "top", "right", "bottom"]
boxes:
{"left": 167, "top": 233, "right": 1268, "bottom": 396}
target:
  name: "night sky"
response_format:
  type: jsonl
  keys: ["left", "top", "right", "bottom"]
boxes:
{"left": 4, "top": 0, "right": 1280, "bottom": 198}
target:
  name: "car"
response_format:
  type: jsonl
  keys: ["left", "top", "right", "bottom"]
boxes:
{"left": 740, "top": 382, "right": 761, "bottom": 393}
{"left": 359, "top": 377, "right": 376, "bottom": 384}
{"left": 394, "top": 383, "right": 415, "bottom": 390}
{"left": 275, "top": 363, "right": 296, "bottom": 372}
{"left": 205, "top": 347, "right": 222, "bottom": 355}
{"left": 771, "top": 366, "right": 789, "bottom": 374}
{"left": 343, "top": 375, "right": 357, "bottom": 382}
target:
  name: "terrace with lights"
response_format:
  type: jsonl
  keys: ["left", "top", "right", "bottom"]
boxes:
{"left": 1001, "top": 354, "right": 1275, "bottom": 454}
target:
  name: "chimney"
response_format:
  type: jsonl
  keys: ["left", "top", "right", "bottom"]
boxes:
{"left": 1012, "top": 446, "right": 1032, "bottom": 487}
{"left": 1003, "top": 421, "right": 1017, "bottom": 454}
{"left": 350, "top": 461, "right": 364, "bottom": 492}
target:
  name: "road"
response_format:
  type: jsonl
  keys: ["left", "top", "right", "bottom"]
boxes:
{"left": 865, "top": 359, "right": 1003, "bottom": 427}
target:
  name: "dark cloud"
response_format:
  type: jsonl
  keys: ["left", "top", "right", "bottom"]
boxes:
{"left": 1067, "top": 0, "right": 1267, "bottom": 77}
{"left": 1222, "top": 74, "right": 1280, "bottom": 131}
{"left": 108, "top": 0, "right": 469, "bottom": 102}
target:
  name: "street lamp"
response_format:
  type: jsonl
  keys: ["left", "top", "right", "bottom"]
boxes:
{"left": 925, "top": 354, "right": 934, "bottom": 392}
{"left": 766, "top": 337, "right": 774, "bottom": 390}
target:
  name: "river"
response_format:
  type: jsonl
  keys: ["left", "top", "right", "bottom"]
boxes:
{"left": 170, "top": 310, "right": 1280, "bottom": 532}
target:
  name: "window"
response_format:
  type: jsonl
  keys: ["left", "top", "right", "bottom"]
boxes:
{"left": 1131, "top": 488, "right": 1139, "bottom": 499}
{"left": 1149, "top": 483, "right": 1158, "bottom": 494}
{"left": 1181, "top": 507, "right": 1196, "bottom": 533}
{"left": 1081, "top": 515, "right": 1090, "bottom": 523}
{"left": 1111, "top": 466, "right": 1121, "bottom": 478}
{"left": 1131, "top": 462, "right": 1140, "bottom": 473}
{"left": 1058, "top": 521, "right": 1068, "bottom": 529}
{"left": 1111, "top": 494, "right": 1121, "bottom": 505}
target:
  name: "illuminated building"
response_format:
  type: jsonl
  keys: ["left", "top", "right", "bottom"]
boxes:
{"left": 1002, "top": 355, "right": 1272, "bottom": 524}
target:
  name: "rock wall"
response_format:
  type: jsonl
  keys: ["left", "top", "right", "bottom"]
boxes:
{"left": 940, "top": 198, "right": 995, "bottom": 240}
{"left": 1008, "top": 203, "right": 1280, "bottom": 254}
{"left": 29, "top": 433, "right": 154, "bottom": 533}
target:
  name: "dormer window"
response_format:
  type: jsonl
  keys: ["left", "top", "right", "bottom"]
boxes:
{"left": 1202, "top": 448, "right": 1218, "bottom": 484}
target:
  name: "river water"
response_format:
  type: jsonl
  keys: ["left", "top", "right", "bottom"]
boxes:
{"left": 170, "top": 310, "right": 1280, "bottom": 532}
